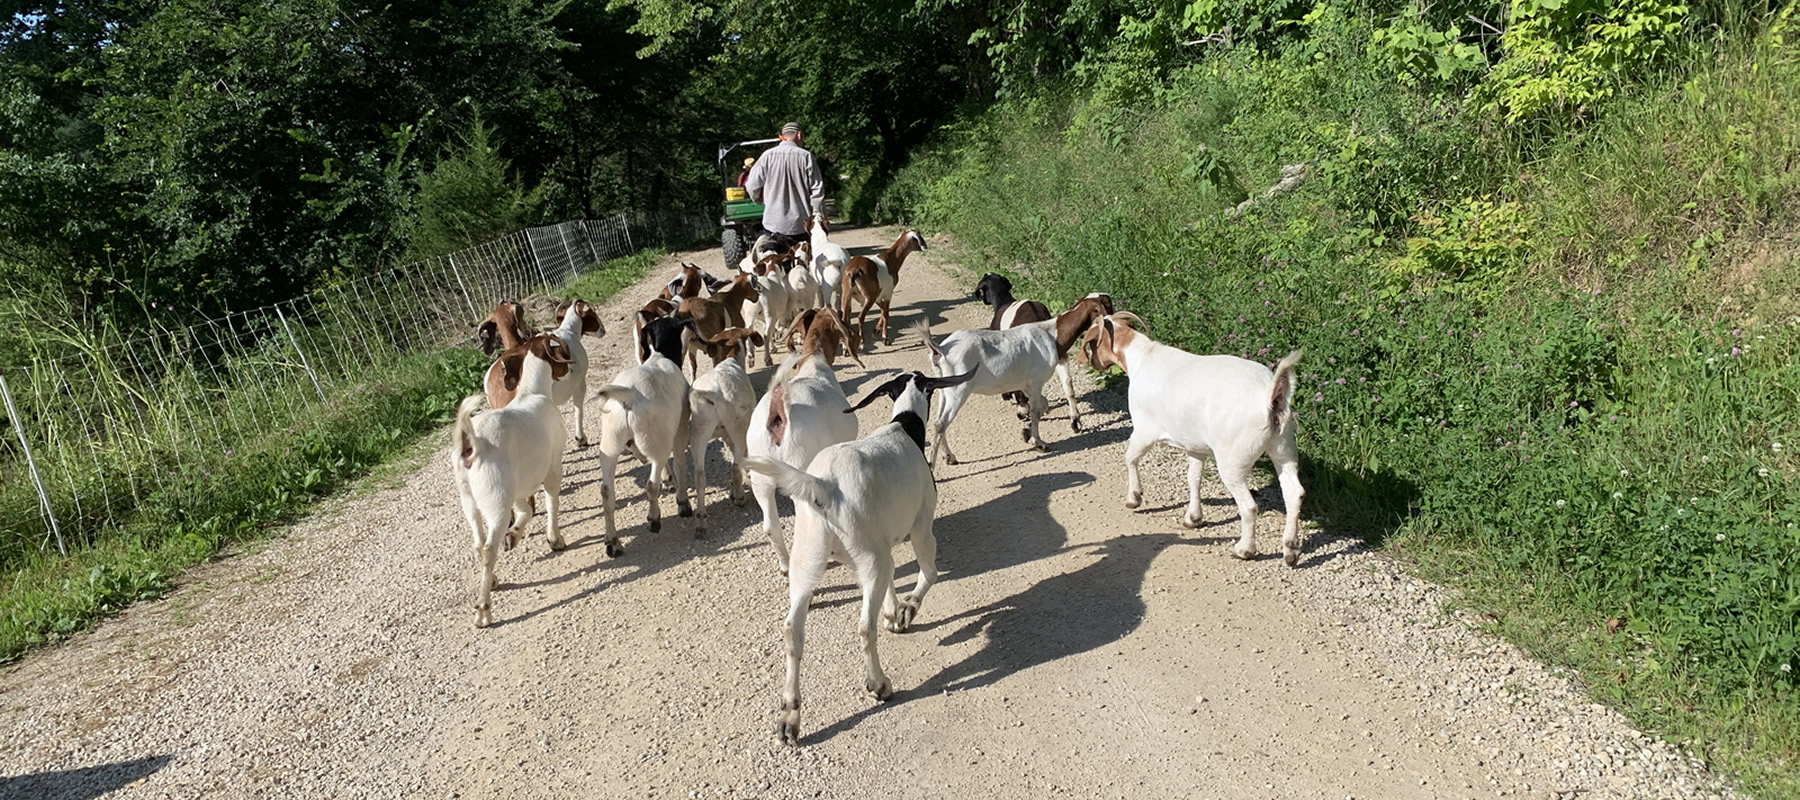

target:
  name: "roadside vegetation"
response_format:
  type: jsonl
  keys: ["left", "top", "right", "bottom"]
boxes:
{"left": 0, "top": 248, "right": 662, "bottom": 664}
{"left": 878, "top": 4, "right": 1799, "bottom": 794}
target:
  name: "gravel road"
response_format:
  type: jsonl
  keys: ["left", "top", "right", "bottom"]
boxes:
{"left": 0, "top": 226, "right": 1736, "bottom": 799}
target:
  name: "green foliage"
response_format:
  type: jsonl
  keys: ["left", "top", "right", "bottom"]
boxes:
{"left": 1480, "top": 0, "right": 1692, "bottom": 124}
{"left": 410, "top": 115, "right": 546, "bottom": 260}
{"left": 0, "top": 0, "right": 734, "bottom": 324}
{"left": 882, "top": 13, "right": 1800, "bottom": 793}
{"left": 1388, "top": 196, "right": 1531, "bottom": 297}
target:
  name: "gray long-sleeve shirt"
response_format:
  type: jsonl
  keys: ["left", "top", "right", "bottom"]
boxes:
{"left": 744, "top": 140, "right": 823, "bottom": 236}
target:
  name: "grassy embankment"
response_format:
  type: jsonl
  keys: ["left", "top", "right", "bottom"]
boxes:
{"left": 0, "top": 249, "right": 663, "bottom": 663}
{"left": 880, "top": 19, "right": 1799, "bottom": 796}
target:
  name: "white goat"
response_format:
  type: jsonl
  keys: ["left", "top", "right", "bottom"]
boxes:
{"left": 806, "top": 213, "right": 848, "bottom": 314}
{"left": 686, "top": 327, "right": 763, "bottom": 534}
{"left": 787, "top": 240, "right": 820, "bottom": 313}
{"left": 742, "top": 368, "right": 976, "bottom": 746}
{"left": 741, "top": 251, "right": 796, "bottom": 367}
{"left": 452, "top": 334, "right": 571, "bottom": 628}
{"left": 1085, "top": 312, "right": 1305, "bottom": 566}
{"left": 593, "top": 316, "right": 695, "bottom": 554}
{"left": 745, "top": 351, "right": 857, "bottom": 574}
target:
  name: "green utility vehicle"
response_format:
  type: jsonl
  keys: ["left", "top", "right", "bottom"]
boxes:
{"left": 717, "top": 138, "right": 779, "bottom": 270}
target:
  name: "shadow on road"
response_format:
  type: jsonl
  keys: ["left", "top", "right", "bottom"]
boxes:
{"left": 805, "top": 531, "right": 1211, "bottom": 744}
{"left": 0, "top": 754, "right": 173, "bottom": 800}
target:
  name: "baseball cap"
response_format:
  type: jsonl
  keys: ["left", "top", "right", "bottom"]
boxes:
{"left": 781, "top": 122, "right": 802, "bottom": 136}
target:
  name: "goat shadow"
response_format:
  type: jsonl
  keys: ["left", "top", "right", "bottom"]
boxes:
{"left": 804, "top": 531, "right": 1208, "bottom": 745}
{"left": 0, "top": 754, "right": 173, "bottom": 800}
{"left": 809, "top": 470, "right": 1093, "bottom": 607}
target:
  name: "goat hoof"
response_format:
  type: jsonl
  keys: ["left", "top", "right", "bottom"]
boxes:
{"left": 1231, "top": 544, "right": 1256, "bottom": 561}
{"left": 549, "top": 538, "right": 568, "bottom": 552}
{"left": 1071, "top": 419, "right": 1083, "bottom": 433}
{"left": 1125, "top": 495, "right": 1142, "bottom": 510}
{"left": 648, "top": 518, "right": 662, "bottom": 533}
{"left": 1283, "top": 548, "right": 1301, "bottom": 568}
{"left": 776, "top": 718, "right": 801, "bottom": 747}
{"left": 944, "top": 455, "right": 959, "bottom": 466}
{"left": 678, "top": 503, "right": 693, "bottom": 518}
{"left": 575, "top": 437, "right": 590, "bottom": 449}
{"left": 1180, "top": 512, "right": 1202, "bottom": 529}
{"left": 604, "top": 540, "right": 625, "bottom": 558}
{"left": 867, "top": 676, "right": 894, "bottom": 701}
{"left": 475, "top": 608, "right": 492, "bottom": 628}
{"left": 888, "top": 603, "right": 918, "bottom": 633}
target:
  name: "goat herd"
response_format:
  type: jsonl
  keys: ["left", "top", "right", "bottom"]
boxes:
{"left": 450, "top": 217, "right": 1306, "bottom": 744}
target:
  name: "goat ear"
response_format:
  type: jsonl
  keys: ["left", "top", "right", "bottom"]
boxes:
{"left": 846, "top": 373, "right": 909, "bottom": 413}
{"left": 579, "top": 305, "right": 603, "bottom": 335}
{"left": 476, "top": 321, "right": 499, "bottom": 355}
{"left": 749, "top": 331, "right": 766, "bottom": 347}
{"left": 920, "top": 369, "right": 976, "bottom": 392}
{"left": 500, "top": 353, "right": 524, "bottom": 391}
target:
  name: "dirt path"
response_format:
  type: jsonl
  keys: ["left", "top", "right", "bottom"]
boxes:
{"left": 1, "top": 227, "right": 1731, "bottom": 800}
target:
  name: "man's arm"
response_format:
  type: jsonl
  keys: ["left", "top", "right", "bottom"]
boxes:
{"left": 805, "top": 154, "right": 824, "bottom": 212}
{"left": 745, "top": 157, "right": 767, "bottom": 202}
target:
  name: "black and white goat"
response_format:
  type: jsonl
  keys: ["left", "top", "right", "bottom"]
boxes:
{"left": 593, "top": 316, "right": 694, "bottom": 556}
{"left": 743, "top": 368, "right": 974, "bottom": 746}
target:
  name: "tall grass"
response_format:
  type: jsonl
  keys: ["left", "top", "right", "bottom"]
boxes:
{"left": 883, "top": 22, "right": 1800, "bottom": 796}
{"left": 0, "top": 247, "right": 666, "bottom": 663}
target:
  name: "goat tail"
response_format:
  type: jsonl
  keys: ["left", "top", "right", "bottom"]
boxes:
{"left": 596, "top": 383, "right": 644, "bottom": 412}
{"left": 452, "top": 394, "right": 486, "bottom": 468}
{"left": 742, "top": 457, "right": 839, "bottom": 514}
{"left": 1269, "top": 349, "right": 1303, "bottom": 435}
{"left": 912, "top": 320, "right": 944, "bottom": 371}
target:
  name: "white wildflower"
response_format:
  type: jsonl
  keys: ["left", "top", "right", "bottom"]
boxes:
{"left": 1715, "top": 533, "right": 1726, "bottom": 542}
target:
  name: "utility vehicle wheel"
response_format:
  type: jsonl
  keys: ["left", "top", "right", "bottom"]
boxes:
{"left": 722, "top": 227, "right": 745, "bottom": 272}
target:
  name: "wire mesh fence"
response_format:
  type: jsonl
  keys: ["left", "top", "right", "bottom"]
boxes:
{"left": 0, "top": 213, "right": 667, "bottom": 567}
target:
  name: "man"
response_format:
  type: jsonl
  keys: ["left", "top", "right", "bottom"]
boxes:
{"left": 744, "top": 122, "right": 823, "bottom": 256}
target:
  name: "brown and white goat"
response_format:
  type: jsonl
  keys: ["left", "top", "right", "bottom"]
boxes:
{"left": 784, "top": 308, "right": 864, "bottom": 368}
{"left": 840, "top": 228, "right": 926, "bottom": 351}
{"left": 1086, "top": 312, "right": 1306, "bottom": 566}
{"left": 475, "top": 300, "right": 535, "bottom": 356}
{"left": 914, "top": 293, "right": 1115, "bottom": 466}
{"left": 453, "top": 333, "right": 571, "bottom": 628}
{"left": 675, "top": 274, "right": 760, "bottom": 377}
{"left": 484, "top": 300, "right": 603, "bottom": 446}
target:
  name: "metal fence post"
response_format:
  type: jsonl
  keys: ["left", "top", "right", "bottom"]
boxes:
{"left": 0, "top": 368, "right": 66, "bottom": 556}
{"left": 445, "top": 254, "right": 480, "bottom": 322}
{"left": 524, "top": 230, "right": 553, "bottom": 293}
{"left": 555, "top": 222, "right": 579, "bottom": 281}
{"left": 619, "top": 211, "right": 635, "bottom": 255}
{"left": 275, "top": 306, "right": 327, "bottom": 402}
